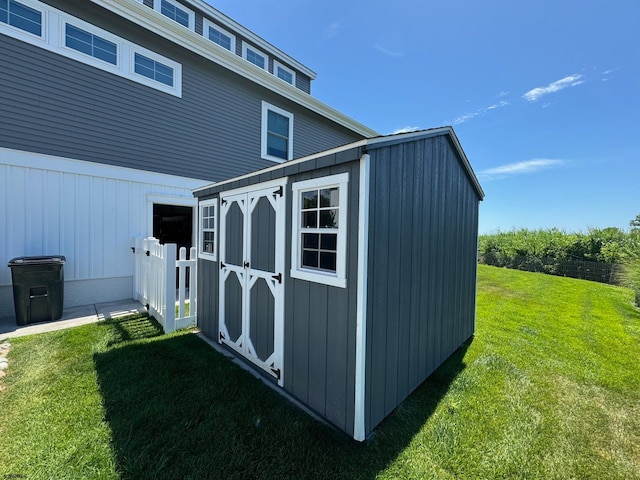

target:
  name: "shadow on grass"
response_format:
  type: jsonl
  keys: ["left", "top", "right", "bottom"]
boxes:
{"left": 94, "top": 316, "right": 469, "bottom": 480}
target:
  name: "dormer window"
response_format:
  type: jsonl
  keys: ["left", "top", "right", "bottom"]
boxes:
{"left": 203, "top": 19, "right": 235, "bottom": 52}
{"left": 242, "top": 43, "right": 267, "bottom": 70}
{"left": 154, "top": 0, "right": 194, "bottom": 30}
{"left": 274, "top": 60, "right": 295, "bottom": 85}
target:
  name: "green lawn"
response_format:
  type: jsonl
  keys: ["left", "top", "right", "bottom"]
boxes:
{"left": 1, "top": 265, "right": 638, "bottom": 479}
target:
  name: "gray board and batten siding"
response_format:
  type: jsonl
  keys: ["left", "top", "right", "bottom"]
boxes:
{"left": 364, "top": 133, "right": 482, "bottom": 434}
{"left": 195, "top": 128, "right": 484, "bottom": 439}
{"left": 196, "top": 146, "right": 363, "bottom": 436}
{"left": 1, "top": 0, "right": 361, "bottom": 182}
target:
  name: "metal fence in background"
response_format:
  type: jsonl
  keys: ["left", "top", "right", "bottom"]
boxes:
{"left": 479, "top": 254, "right": 622, "bottom": 285}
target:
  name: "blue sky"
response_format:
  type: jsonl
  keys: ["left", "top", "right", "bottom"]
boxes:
{"left": 208, "top": 0, "right": 640, "bottom": 234}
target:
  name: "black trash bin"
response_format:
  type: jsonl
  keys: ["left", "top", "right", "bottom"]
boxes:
{"left": 7, "top": 256, "right": 66, "bottom": 326}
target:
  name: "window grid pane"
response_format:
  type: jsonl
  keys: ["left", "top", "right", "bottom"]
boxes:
{"left": 134, "top": 53, "right": 174, "bottom": 87}
{"left": 66, "top": 24, "right": 117, "bottom": 65}
{"left": 266, "top": 110, "right": 289, "bottom": 159}
{"left": 3, "top": 0, "right": 41, "bottom": 36}
{"left": 161, "top": 0, "right": 189, "bottom": 28}
{"left": 208, "top": 26, "right": 231, "bottom": 50}
{"left": 246, "top": 48, "right": 265, "bottom": 69}
{"left": 276, "top": 66, "right": 293, "bottom": 84}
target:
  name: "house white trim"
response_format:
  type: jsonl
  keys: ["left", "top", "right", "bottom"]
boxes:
{"left": 87, "top": 0, "right": 378, "bottom": 138}
{"left": 0, "top": 0, "right": 183, "bottom": 96}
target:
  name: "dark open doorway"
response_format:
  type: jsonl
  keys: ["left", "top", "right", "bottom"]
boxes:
{"left": 153, "top": 204, "right": 193, "bottom": 254}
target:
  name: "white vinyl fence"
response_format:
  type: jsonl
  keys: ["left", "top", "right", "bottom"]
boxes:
{"left": 132, "top": 237, "right": 196, "bottom": 333}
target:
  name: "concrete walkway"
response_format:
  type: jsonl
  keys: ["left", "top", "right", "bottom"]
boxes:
{"left": 0, "top": 299, "right": 146, "bottom": 339}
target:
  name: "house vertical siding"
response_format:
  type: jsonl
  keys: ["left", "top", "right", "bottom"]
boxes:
{"left": 364, "top": 135, "right": 480, "bottom": 433}
{"left": 0, "top": 149, "right": 200, "bottom": 318}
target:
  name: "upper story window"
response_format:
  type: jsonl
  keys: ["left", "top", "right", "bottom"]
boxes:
{"left": 261, "top": 102, "right": 293, "bottom": 163}
{"left": 134, "top": 52, "right": 174, "bottom": 87}
{"left": 243, "top": 43, "right": 267, "bottom": 70}
{"left": 273, "top": 60, "right": 295, "bottom": 85}
{"left": 290, "top": 173, "right": 349, "bottom": 288}
{"left": 65, "top": 24, "right": 117, "bottom": 66}
{"left": 199, "top": 199, "right": 218, "bottom": 261}
{"left": 0, "top": 0, "right": 182, "bottom": 97}
{"left": 203, "top": 19, "right": 235, "bottom": 52}
{"left": 156, "top": 0, "right": 194, "bottom": 30}
{"left": 0, "top": 0, "right": 42, "bottom": 36}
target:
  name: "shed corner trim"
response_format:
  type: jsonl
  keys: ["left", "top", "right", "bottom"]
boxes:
{"left": 353, "top": 153, "right": 371, "bottom": 441}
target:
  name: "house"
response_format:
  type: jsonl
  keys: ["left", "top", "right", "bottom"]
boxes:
{"left": 0, "top": 0, "right": 376, "bottom": 318}
{"left": 193, "top": 128, "right": 484, "bottom": 440}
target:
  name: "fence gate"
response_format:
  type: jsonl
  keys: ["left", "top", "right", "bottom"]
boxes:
{"left": 218, "top": 179, "right": 286, "bottom": 385}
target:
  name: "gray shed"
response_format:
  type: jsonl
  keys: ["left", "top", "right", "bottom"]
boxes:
{"left": 194, "top": 127, "right": 484, "bottom": 440}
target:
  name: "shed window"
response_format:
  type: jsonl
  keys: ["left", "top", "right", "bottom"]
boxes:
{"left": 291, "top": 173, "right": 348, "bottom": 288}
{"left": 0, "top": 0, "right": 42, "bottom": 36}
{"left": 199, "top": 199, "right": 217, "bottom": 261}
{"left": 261, "top": 102, "right": 293, "bottom": 162}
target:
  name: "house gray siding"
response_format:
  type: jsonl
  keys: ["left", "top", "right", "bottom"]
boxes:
{"left": 364, "top": 135, "right": 480, "bottom": 434}
{"left": 1, "top": 0, "right": 357, "bottom": 182}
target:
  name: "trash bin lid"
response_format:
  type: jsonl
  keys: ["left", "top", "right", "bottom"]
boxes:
{"left": 8, "top": 255, "right": 66, "bottom": 267}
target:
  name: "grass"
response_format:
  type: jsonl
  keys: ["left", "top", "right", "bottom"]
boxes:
{"left": 0, "top": 265, "right": 639, "bottom": 479}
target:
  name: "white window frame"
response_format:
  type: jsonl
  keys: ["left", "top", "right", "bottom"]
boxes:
{"left": 202, "top": 18, "right": 235, "bottom": 53}
{"left": 153, "top": 0, "right": 195, "bottom": 30}
{"left": 0, "top": 0, "right": 182, "bottom": 97}
{"left": 60, "top": 18, "right": 121, "bottom": 71}
{"left": 199, "top": 198, "right": 218, "bottom": 261}
{"left": 273, "top": 60, "right": 296, "bottom": 86}
{"left": 261, "top": 101, "right": 294, "bottom": 163}
{"left": 130, "top": 45, "right": 182, "bottom": 96}
{"left": 0, "top": 0, "right": 46, "bottom": 43}
{"left": 290, "top": 173, "right": 349, "bottom": 288}
{"left": 242, "top": 43, "right": 267, "bottom": 70}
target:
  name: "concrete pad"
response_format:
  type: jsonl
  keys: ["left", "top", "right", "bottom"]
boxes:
{"left": 0, "top": 299, "right": 145, "bottom": 340}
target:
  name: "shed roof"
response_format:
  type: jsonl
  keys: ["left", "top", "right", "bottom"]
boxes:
{"left": 193, "top": 127, "right": 485, "bottom": 200}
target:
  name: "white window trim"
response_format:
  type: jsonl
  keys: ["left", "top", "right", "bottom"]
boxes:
{"left": 273, "top": 60, "right": 296, "bottom": 86}
{"left": 242, "top": 42, "right": 268, "bottom": 70}
{"left": 199, "top": 198, "right": 218, "bottom": 261}
{"left": 261, "top": 101, "right": 294, "bottom": 163}
{"left": 153, "top": 0, "right": 195, "bottom": 31}
{"left": 202, "top": 18, "right": 235, "bottom": 53}
{"left": 59, "top": 17, "right": 122, "bottom": 73}
{"left": 0, "top": 0, "right": 182, "bottom": 97}
{"left": 0, "top": 0, "right": 46, "bottom": 43}
{"left": 290, "top": 173, "right": 349, "bottom": 288}
{"left": 131, "top": 45, "right": 182, "bottom": 95}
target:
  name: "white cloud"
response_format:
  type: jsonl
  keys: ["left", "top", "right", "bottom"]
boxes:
{"left": 324, "top": 20, "right": 343, "bottom": 39}
{"left": 478, "top": 159, "right": 564, "bottom": 180}
{"left": 452, "top": 100, "right": 509, "bottom": 125}
{"left": 391, "top": 126, "right": 421, "bottom": 134}
{"left": 374, "top": 43, "right": 404, "bottom": 58}
{"left": 522, "top": 74, "right": 584, "bottom": 102}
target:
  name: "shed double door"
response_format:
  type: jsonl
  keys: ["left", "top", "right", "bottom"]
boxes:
{"left": 218, "top": 180, "right": 286, "bottom": 385}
